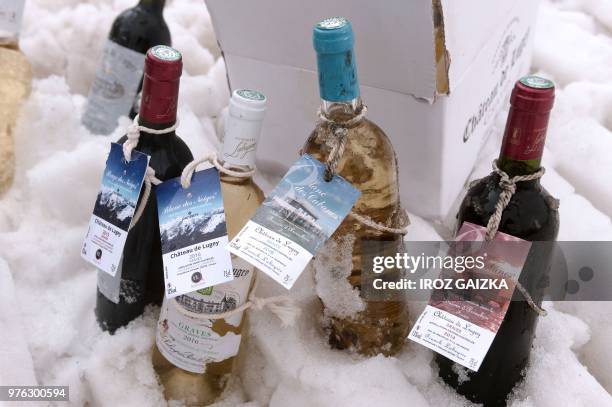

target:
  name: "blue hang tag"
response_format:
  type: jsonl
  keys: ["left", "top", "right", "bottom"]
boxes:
{"left": 81, "top": 142, "right": 149, "bottom": 276}
{"left": 228, "top": 154, "right": 361, "bottom": 289}
{"left": 156, "top": 167, "right": 235, "bottom": 299}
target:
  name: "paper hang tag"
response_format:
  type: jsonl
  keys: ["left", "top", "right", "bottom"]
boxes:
{"left": 81, "top": 143, "right": 149, "bottom": 277}
{"left": 228, "top": 154, "right": 361, "bottom": 290}
{"left": 408, "top": 222, "right": 532, "bottom": 372}
{"left": 156, "top": 167, "right": 235, "bottom": 299}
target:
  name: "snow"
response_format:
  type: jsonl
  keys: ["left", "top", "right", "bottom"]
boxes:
{"left": 313, "top": 234, "right": 365, "bottom": 320}
{"left": 0, "top": 0, "right": 611, "bottom": 406}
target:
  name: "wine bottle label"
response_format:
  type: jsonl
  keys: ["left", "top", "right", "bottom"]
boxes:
{"left": 155, "top": 168, "right": 235, "bottom": 298}
{"left": 408, "top": 222, "right": 532, "bottom": 372}
{"left": 156, "top": 258, "right": 254, "bottom": 373}
{"left": 0, "top": 0, "right": 25, "bottom": 38}
{"left": 97, "top": 264, "right": 121, "bottom": 304}
{"left": 81, "top": 143, "right": 150, "bottom": 277}
{"left": 82, "top": 40, "right": 146, "bottom": 135}
{"left": 228, "top": 154, "right": 360, "bottom": 289}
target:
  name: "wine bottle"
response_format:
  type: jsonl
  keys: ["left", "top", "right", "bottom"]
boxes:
{"left": 0, "top": 0, "right": 32, "bottom": 194}
{"left": 436, "top": 76, "right": 559, "bottom": 406}
{"left": 302, "top": 17, "right": 409, "bottom": 356}
{"left": 95, "top": 45, "right": 193, "bottom": 333}
{"left": 82, "top": 0, "right": 170, "bottom": 135}
{"left": 152, "top": 89, "right": 266, "bottom": 406}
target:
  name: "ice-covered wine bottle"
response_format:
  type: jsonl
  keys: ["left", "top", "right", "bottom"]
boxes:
{"left": 436, "top": 76, "right": 559, "bottom": 406}
{"left": 82, "top": 0, "right": 170, "bottom": 135}
{"left": 302, "top": 17, "right": 409, "bottom": 356}
{"left": 95, "top": 46, "right": 193, "bottom": 333}
{"left": 152, "top": 89, "right": 266, "bottom": 406}
{"left": 0, "top": 0, "right": 32, "bottom": 194}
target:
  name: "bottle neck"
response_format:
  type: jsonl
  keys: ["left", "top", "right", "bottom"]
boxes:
{"left": 316, "top": 45, "right": 360, "bottom": 103}
{"left": 138, "top": 0, "right": 165, "bottom": 13}
{"left": 137, "top": 117, "right": 176, "bottom": 133}
{"left": 221, "top": 112, "right": 262, "bottom": 171}
{"left": 497, "top": 106, "right": 550, "bottom": 177}
{"left": 218, "top": 160, "right": 254, "bottom": 184}
{"left": 320, "top": 97, "right": 363, "bottom": 122}
{"left": 139, "top": 76, "right": 179, "bottom": 125}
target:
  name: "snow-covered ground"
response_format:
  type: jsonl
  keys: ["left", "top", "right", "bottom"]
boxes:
{"left": 1, "top": 0, "right": 611, "bottom": 406}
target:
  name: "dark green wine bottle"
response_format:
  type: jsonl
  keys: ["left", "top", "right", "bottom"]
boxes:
{"left": 82, "top": 0, "right": 171, "bottom": 135}
{"left": 436, "top": 76, "right": 559, "bottom": 406}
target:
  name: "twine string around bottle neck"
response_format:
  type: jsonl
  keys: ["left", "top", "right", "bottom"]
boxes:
{"left": 302, "top": 105, "right": 410, "bottom": 236}
{"left": 180, "top": 152, "right": 256, "bottom": 189}
{"left": 125, "top": 115, "right": 170, "bottom": 230}
{"left": 170, "top": 272, "right": 301, "bottom": 327}
{"left": 176, "top": 152, "right": 301, "bottom": 326}
{"left": 481, "top": 159, "right": 548, "bottom": 316}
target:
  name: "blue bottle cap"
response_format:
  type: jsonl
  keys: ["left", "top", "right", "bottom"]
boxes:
{"left": 312, "top": 17, "right": 359, "bottom": 102}
{"left": 313, "top": 17, "right": 354, "bottom": 55}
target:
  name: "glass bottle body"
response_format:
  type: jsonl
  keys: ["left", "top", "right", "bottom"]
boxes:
{"left": 152, "top": 171, "right": 264, "bottom": 406}
{"left": 95, "top": 123, "right": 193, "bottom": 332}
{"left": 0, "top": 41, "right": 32, "bottom": 194}
{"left": 436, "top": 171, "right": 559, "bottom": 406}
{"left": 303, "top": 100, "right": 409, "bottom": 356}
{"left": 111, "top": 0, "right": 170, "bottom": 119}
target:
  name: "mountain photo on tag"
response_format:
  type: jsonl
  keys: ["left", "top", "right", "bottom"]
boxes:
{"left": 81, "top": 143, "right": 149, "bottom": 277}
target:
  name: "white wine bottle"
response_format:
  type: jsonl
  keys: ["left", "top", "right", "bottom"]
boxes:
{"left": 0, "top": 0, "right": 32, "bottom": 194}
{"left": 152, "top": 89, "right": 267, "bottom": 406}
{"left": 303, "top": 17, "right": 409, "bottom": 356}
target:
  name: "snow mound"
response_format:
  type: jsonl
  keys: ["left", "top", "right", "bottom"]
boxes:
{"left": 0, "top": 0, "right": 611, "bottom": 406}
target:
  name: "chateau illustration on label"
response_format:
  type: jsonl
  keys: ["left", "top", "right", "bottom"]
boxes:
{"left": 176, "top": 292, "right": 237, "bottom": 314}
{"left": 252, "top": 154, "right": 359, "bottom": 254}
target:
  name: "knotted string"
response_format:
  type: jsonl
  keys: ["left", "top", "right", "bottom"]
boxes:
{"left": 176, "top": 153, "right": 300, "bottom": 326}
{"left": 180, "top": 152, "right": 256, "bottom": 189}
{"left": 479, "top": 159, "right": 548, "bottom": 316}
{"left": 485, "top": 160, "right": 546, "bottom": 241}
{"left": 300, "top": 105, "right": 410, "bottom": 235}
{"left": 124, "top": 115, "right": 169, "bottom": 230}
{"left": 171, "top": 264, "right": 301, "bottom": 327}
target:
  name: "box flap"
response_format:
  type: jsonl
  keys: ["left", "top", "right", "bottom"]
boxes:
{"left": 440, "top": 0, "right": 527, "bottom": 91}
{"left": 206, "top": 0, "right": 439, "bottom": 100}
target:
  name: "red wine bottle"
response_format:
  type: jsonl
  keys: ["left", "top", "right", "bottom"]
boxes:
{"left": 436, "top": 76, "right": 559, "bottom": 406}
{"left": 82, "top": 0, "right": 171, "bottom": 135}
{"left": 95, "top": 46, "right": 193, "bottom": 333}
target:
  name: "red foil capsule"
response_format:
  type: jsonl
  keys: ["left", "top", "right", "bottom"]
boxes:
{"left": 139, "top": 45, "right": 182, "bottom": 124}
{"left": 500, "top": 76, "right": 555, "bottom": 161}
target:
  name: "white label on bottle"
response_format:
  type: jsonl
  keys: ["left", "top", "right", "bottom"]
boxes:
{"left": 228, "top": 154, "right": 360, "bottom": 289}
{"left": 81, "top": 143, "right": 149, "bottom": 276}
{"left": 97, "top": 263, "right": 122, "bottom": 304}
{"left": 156, "top": 168, "right": 235, "bottom": 299}
{"left": 408, "top": 222, "right": 532, "bottom": 371}
{"left": 82, "top": 40, "right": 145, "bottom": 135}
{"left": 0, "top": 0, "right": 25, "bottom": 38}
{"left": 156, "top": 258, "right": 254, "bottom": 373}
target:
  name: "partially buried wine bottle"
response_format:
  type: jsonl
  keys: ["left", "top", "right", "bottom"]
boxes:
{"left": 82, "top": 0, "right": 170, "bottom": 135}
{"left": 0, "top": 0, "right": 32, "bottom": 194}
{"left": 152, "top": 89, "right": 266, "bottom": 406}
{"left": 303, "top": 17, "right": 409, "bottom": 356}
{"left": 95, "top": 45, "right": 193, "bottom": 333}
{"left": 436, "top": 76, "right": 559, "bottom": 406}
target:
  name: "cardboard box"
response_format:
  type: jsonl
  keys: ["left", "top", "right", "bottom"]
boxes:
{"left": 205, "top": 0, "right": 538, "bottom": 220}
